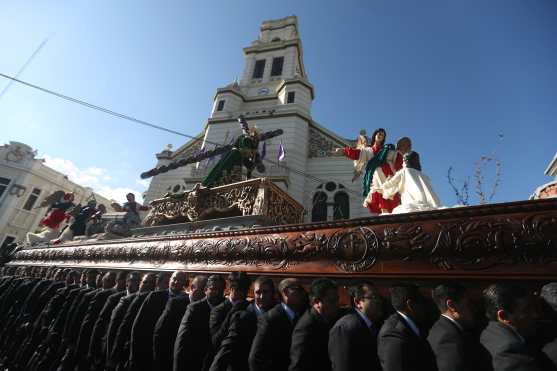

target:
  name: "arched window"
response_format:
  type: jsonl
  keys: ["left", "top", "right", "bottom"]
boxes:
{"left": 311, "top": 192, "right": 328, "bottom": 222}
{"left": 333, "top": 192, "right": 350, "bottom": 220}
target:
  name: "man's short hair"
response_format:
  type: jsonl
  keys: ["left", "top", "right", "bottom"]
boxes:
{"left": 432, "top": 283, "right": 467, "bottom": 312}
{"left": 540, "top": 282, "right": 557, "bottom": 313}
{"left": 127, "top": 271, "right": 141, "bottom": 281}
{"left": 348, "top": 282, "right": 375, "bottom": 302}
{"left": 116, "top": 271, "right": 128, "bottom": 281}
{"left": 278, "top": 278, "right": 303, "bottom": 294}
{"left": 207, "top": 274, "right": 225, "bottom": 288}
{"left": 254, "top": 276, "right": 275, "bottom": 291}
{"left": 158, "top": 272, "right": 171, "bottom": 281}
{"left": 390, "top": 283, "right": 422, "bottom": 311}
{"left": 227, "top": 271, "right": 251, "bottom": 292}
{"left": 483, "top": 283, "right": 529, "bottom": 321}
{"left": 192, "top": 275, "right": 208, "bottom": 289}
{"left": 310, "top": 278, "right": 337, "bottom": 302}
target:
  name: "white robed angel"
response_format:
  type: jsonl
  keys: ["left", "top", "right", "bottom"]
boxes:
{"left": 379, "top": 151, "right": 442, "bottom": 214}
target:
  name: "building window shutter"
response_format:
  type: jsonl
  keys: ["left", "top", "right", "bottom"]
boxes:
{"left": 287, "top": 91, "right": 295, "bottom": 104}
{"left": 23, "top": 188, "right": 41, "bottom": 211}
{"left": 311, "top": 192, "right": 328, "bottom": 222}
{"left": 271, "top": 57, "right": 284, "bottom": 76}
{"left": 333, "top": 192, "right": 350, "bottom": 220}
{"left": 0, "top": 177, "right": 10, "bottom": 199}
{"left": 252, "top": 60, "right": 266, "bottom": 79}
{"left": 216, "top": 100, "right": 225, "bottom": 111}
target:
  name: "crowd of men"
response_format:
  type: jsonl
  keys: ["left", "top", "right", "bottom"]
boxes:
{"left": 0, "top": 265, "right": 555, "bottom": 371}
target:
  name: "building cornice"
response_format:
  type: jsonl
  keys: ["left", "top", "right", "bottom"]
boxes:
{"left": 276, "top": 79, "right": 315, "bottom": 100}
{"left": 208, "top": 111, "right": 312, "bottom": 125}
{"left": 544, "top": 152, "right": 557, "bottom": 177}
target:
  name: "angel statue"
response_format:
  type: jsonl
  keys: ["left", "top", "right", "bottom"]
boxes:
{"left": 51, "top": 198, "right": 101, "bottom": 244}
{"left": 335, "top": 128, "right": 404, "bottom": 214}
{"left": 26, "top": 191, "right": 75, "bottom": 245}
{"left": 374, "top": 150, "right": 442, "bottom": 214}
{"left": 111, "top": 193, "right": 149, "bottom": 227}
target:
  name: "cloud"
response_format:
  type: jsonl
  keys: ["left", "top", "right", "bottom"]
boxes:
{"left": 43, "top": 154, "right": 143, "bottom": 203}
{"left": 136, "top": 178, "right": 151, "bottom": 188}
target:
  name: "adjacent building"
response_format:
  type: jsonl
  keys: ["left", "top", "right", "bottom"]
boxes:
{"left": 144, "top": 16, "right": 367, "bottom": 222}
{"left": 0, "top": 141, "right": 114, "bottom": 248}
{"left": 531, "top": 152, "right": 557, "bottom": 199}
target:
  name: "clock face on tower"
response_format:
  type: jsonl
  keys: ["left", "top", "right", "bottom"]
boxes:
{"left": 257, "top": 87, "right": 270, "bottom": 95}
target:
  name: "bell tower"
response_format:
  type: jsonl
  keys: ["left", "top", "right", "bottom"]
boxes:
{"left": 211, "top": 16, "right": 314, "bottom": 119}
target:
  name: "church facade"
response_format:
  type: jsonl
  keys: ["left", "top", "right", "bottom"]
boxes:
{"left": 144, "top": 16, "right": 368, "bottom": 222}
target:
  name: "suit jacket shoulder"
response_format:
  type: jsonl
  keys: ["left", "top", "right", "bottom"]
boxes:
{"left": 378, "top": 312, "right": 438, "bottom": 371}
{"left": 480, "top": 321, "right": 543, "bottom": 371}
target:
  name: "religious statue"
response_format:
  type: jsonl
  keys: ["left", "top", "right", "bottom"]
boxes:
{"left": 26, "top": 191, "right": 75, "bottom": 245}
{"left": 335, "top": 128, "right": 403, "bottom": 214}
{"left": 51, "top": 199, "right": 100, "bottom": 244}
{"left": 139, "top": 117, "right": 283, "bottom": 185}
{"left": 201, "top": 116, "right": 265, "bottom": 187}
{"left": 112, "top": 193, "right": 150, "bottom": 227}
{"left": 376, "top": 151, "right": 442, "bottom": 213}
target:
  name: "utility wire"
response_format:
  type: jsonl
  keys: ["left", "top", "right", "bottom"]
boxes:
{"left": 0, "top": 38, "right": 50, "bottom": 100}
{"left": 0, "top": 72, "right": 363, "bottom": 197}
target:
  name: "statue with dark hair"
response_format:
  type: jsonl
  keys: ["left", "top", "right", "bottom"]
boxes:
{"left": 377, "top": 149, "right": 442, "bottom": 214}
{"left": 335, "top": 128, "right": 403, "bottom": 214}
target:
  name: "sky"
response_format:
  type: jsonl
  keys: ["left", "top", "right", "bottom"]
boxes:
{"left": 0, "top": 0, "right": 556, "bottom": 205}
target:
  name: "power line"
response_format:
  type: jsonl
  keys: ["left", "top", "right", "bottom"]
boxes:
{"left": 0, "top": 72, "right": 363, "bottom": 197}
{"left": 0, "top": 38, "right": 50, "bottom": 100}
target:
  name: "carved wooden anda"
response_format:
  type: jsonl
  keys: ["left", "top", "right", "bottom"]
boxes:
{"left": 143, "top": 178, "right": 304, "bottom": 226}
{"left": 9, "top": 199, "right": 557, "bottom": 280}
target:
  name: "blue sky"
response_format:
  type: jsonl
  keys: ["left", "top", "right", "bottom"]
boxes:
{"left": 1, "top": 0, "right": 556, "bottom": 204}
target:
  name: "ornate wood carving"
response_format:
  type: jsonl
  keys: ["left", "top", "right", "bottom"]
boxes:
{"left": 10, "top": 199, "right": 557, "bottom": 279}
{"left": 143, "top": 178, "right": 303, "bottom": 226}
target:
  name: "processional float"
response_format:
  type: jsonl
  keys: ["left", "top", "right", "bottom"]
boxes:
{"left": 5, "top": 118, "right": 557, "bottom": 292}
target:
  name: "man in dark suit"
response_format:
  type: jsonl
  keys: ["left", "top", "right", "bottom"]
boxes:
{"left": 480, "top": 283, "right": 553, "bottom": 371}
{"left": 75, "top": 271, "right": 122, "bottom": 370}
{"left": 377, "top": 283, "right": 438, "bottom": 371}
{"left": 60, "top": 271, "right": 116, "bottom": 371}
{"left": 173, "top": 274, "right": 226, "bottom": 371}
{"left": 189, "top": 275, "right": 208, "bottom": 303}
{"left": 427, "top": 283, "right": 490, "bottom": 371}
{"left": 289, "top": 278, "right": 340, "bottom": 371}
{"left": 153, "top": 275, "right": 207, "bottom": 371}
{"left": 329, "top": 282, "right": 384, "bottom": 371}
{"left": 129, "top": 271, "right": 188, "bottom": 371}
{"left": 209, "top": 276, "right": 277, "bottom": 371}
{"left": 88, "top": 271, "right": 140, "bottom": 370}
{"left": 110, "top": 272, "right": 167, "bottom": 371}
{"left": 105, "top": 272, "right": 155, "bottom": 370}
{"left": 249, "top": 278, "right": 308, "bottom": 371}
{"left": 541, "top": 282, "right": 557, "bottom": 368}
{"left": 210, "top": 272, "right": 252, "bottom": 351}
